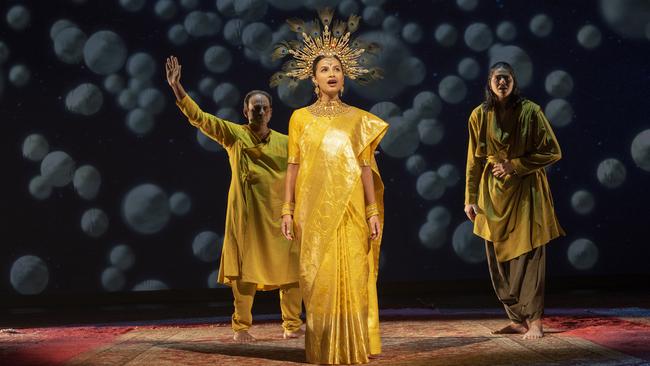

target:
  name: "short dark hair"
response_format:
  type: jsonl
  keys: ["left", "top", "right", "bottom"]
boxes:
{"left": 243, "top": 90, "right": 273, "bottom": 108}
{"left": 482, "top": 62, "right": 523, "bottom": 111}
{"left": 312, "top": 54, "right": 343, "bottom": 76}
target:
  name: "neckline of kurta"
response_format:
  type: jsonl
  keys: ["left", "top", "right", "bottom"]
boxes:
{"left": 487, "top": 107, "right": 520, "bottom": 160}
{"left": 243, "top": 124, "right": 273, "bottom": 145}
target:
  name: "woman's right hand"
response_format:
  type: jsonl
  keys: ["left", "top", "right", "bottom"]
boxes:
{"left": 281, "top": 215, "right": 294, "bottom": 240}
{"left": 464, "top": 204, "right": 479, "bottom": 222}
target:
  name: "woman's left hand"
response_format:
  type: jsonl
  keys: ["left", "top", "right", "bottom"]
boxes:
{"left": 368, "top": 215, "right": 381, "bottom": 240}
{"left": 492, "top": 159, "right": 515, "bottom": 178}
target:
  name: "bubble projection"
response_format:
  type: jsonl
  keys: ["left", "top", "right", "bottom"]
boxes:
{"left": 10, "top": 0, "right": 650, "bottom": 294}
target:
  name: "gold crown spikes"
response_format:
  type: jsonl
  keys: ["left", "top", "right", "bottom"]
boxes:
{"left": 286, "top": 27, "right": 367, "bottom": 81}
{"left": 269, "top": 8, "right": 382, "bottom": 88}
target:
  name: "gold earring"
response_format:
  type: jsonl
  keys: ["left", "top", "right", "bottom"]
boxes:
{"left": 314, "top": 84, "right": 320, "bottom": 97}
{"left": 340, "top": 85, "right": 344, "bottom": 97}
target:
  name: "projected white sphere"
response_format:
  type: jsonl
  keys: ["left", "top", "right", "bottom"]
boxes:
{"left": 452, "top": 221, "right": 486, "bottom": 263}
{"left": 567, "top": 238, "right": 599, "bottom": 270}
{"left": 192, "top": 231, "right": 222, "bottom": 263}
{"left": 122, "top": 183, "right": 171, "bottom": 234}
{"left": 83, "top": 30, "right": 127, "bottom": 75}
{"left": 81, "top": 208, "right": 109, "bottom": 238}
{"left": 110, "top": 244, "right": 136, "bottom": 271}
{"left": 596, "top": 158, "right": 627, "bottom": 189}
{"left": 73, "top": 165, "right": 101, "bottom": 200}
{"left": 10, "top": 255, "right": 49, "bottom": 295}
{"left": 40, "top": 151, "right": 75, "bottom": 187}
{"left": 22, "top": 134, "right": 50, "bottom": 162}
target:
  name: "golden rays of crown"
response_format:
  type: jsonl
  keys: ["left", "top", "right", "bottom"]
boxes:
{"left": 269, "top": 8, "right": 383, "bottom": 88}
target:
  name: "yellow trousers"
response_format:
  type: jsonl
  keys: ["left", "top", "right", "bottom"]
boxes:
{"left": 231, "top": 280, "right": 303, "bottom": 332}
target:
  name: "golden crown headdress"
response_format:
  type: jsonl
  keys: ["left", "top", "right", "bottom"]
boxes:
{"left": 269, "top": 8, "right": 383, "bottom": 88}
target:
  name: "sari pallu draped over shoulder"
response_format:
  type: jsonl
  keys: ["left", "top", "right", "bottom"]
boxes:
{"left": 289, "top": 107, "right": 387, "bottom": 364}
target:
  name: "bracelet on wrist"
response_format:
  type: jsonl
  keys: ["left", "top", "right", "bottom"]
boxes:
{"left": 281, "top": 202, "right": 295, "bottom": 217}
{"left": 365, "top": 202, "right": 379, "bottom": 220}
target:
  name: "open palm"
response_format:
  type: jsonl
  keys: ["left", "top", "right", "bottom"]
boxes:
{"left": 165, "top": 55, "right": 181, "bottom": 86}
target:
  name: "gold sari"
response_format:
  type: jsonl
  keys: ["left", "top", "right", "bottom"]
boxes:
{"left": 288, "top": 106, "right": 387, "bottom": 364}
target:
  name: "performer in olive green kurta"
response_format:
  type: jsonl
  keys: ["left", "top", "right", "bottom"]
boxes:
{"left": 464, "top": 62, "right": 564, "bottom": 340}
{"left": 166, "top": 56, "right": 302, "bottom": 342}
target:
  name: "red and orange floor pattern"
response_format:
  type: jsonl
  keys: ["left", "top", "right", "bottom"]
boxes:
{"left": 2, "top": 308, "right": 650, "bottom": 365}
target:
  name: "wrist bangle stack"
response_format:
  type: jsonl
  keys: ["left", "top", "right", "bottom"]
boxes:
{"left": 365, "top": 202, "right": 379, "bottom": 220}
{"left": 281, "top": 202, "right": 295, "bottom": 217}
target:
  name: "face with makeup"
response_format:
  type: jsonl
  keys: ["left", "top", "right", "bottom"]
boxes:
{"left": 489, "top": 68, "right": 514, "bottom": 102}
{"left": 311, "top": 56, "right": 344, "bottom": 99}
{"left": 243, "top": 93, "right": 272, "bottom": 126}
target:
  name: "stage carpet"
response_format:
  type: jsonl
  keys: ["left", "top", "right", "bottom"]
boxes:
{"left": 2, "top": 308, "right": 650, "bottom": 365}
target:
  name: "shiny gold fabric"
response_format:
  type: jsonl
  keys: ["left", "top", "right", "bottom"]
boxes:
{"left": 176, "top": 95, "right": 299, "bottom": 290}
{"left": 288, "top": 106, "right": 387, "bottom": 364}
{"left": 465, "top": 100, "right": 565, "bottom": 262}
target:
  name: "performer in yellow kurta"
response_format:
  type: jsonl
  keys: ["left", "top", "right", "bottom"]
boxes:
{"left": 271, "top": 9, "right": 387, "bottom": 364}
{"left": 464, "top": 62, "right": 565, "bottom": 340}
{"left": 165, "top": 56, "right": 302, "bottom": 343}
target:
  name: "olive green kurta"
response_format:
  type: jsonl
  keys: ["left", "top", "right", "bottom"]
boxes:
{"left": 176, "top": 95, "right": 299, "bottom": 290}
{"left": 464, "top": 100, "right": 565, "bottom": 262}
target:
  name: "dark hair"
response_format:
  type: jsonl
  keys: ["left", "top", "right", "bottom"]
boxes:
{"left": 311, "top": 54, "right": 343, "bottom": 76}
{"left": 482, "top": 61, "right": 523, "bottom": 111}
{"left": 243, "top": 90, "right": 273, "bottom": 108}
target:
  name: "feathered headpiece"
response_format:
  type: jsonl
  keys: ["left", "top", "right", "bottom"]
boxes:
{"left": 269, "top": 8, "right": 383, "bottom": 88}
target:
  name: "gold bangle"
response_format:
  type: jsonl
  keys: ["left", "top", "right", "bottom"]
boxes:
{"left": 365, "top": 202, "right": 379, "bottom": 220}
{"left": 281, "top": 202, "right": 295, "bottom": 217}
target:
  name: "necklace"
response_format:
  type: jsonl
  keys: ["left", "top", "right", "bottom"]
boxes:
{"left": 307, "top": 99, "right": 351, "bottom": 117}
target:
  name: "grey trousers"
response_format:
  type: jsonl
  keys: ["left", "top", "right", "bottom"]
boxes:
{"left": 486, "top": 241, "right": 546, "bottom": 323}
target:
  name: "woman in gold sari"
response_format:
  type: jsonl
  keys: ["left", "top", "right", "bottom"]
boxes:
{"left": 273, "top": 9, "right": 388, "bottom": 364}
{"left": 281, "top": 54, "right": 387, "bottom": 365}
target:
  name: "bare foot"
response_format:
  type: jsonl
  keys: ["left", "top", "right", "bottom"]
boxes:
{"left": 492, "top": 322, "right": 528, "bottom": 334}
{"left": 233, "top": 330, "right": 256, "bottom": 343}
{"left": 283, "top": 328, "right": 305, "bottom": 339}
{"left": 523, "top": 319, "right": 544, "bottom": 340}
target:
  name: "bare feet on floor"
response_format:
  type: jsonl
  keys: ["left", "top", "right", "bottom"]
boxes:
{"left": 523, "top": 319, "right": 544, "bottom": 340}
{"left": 492, "top": 322, "right": 528, "bottom": 334}
{"left": 283, "top": 328, "right": 305, "bottom": 339}
{"left": 233, "top": 330, "right": 256, "bottom": 343}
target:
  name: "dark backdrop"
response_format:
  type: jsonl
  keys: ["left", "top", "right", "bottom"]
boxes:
{"left": 2, "top": 0, "right": 649, "bottom": 299}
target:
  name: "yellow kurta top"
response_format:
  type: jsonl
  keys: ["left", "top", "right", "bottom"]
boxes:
{"left": 288, "top": 105, "right": 388, "bottom": 365}
{"left": 465, "top": 100, "right": 565, "bottom": 262}
{"left": 176, "top": 95, "right": 299, "bottom": 290}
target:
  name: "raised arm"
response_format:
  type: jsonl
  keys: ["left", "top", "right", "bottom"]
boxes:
{"left": 166, "top": 55, "right": 238, "bottom": 147}
{"left": 166, "top": 56, "right": 187, "bottom": 101}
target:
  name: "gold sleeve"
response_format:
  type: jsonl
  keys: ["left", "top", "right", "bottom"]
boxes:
{"left": 358, "top": 144, "right": 372, "bottom": 167}
{"left": 176, "top": 95, "right": 239, "bottom": 148}
{"left": 464, "top": 112, "right": 482, "bottom": 205}
{"left": 287, "top": 111, "right": 301, "bottom": 164}
{"left": 510, "top": 109, "right": 562, "bottom": 176}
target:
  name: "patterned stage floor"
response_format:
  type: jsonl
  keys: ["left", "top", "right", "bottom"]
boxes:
{"left": 3, "top": 308, "right": 650, "bottom": 365}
